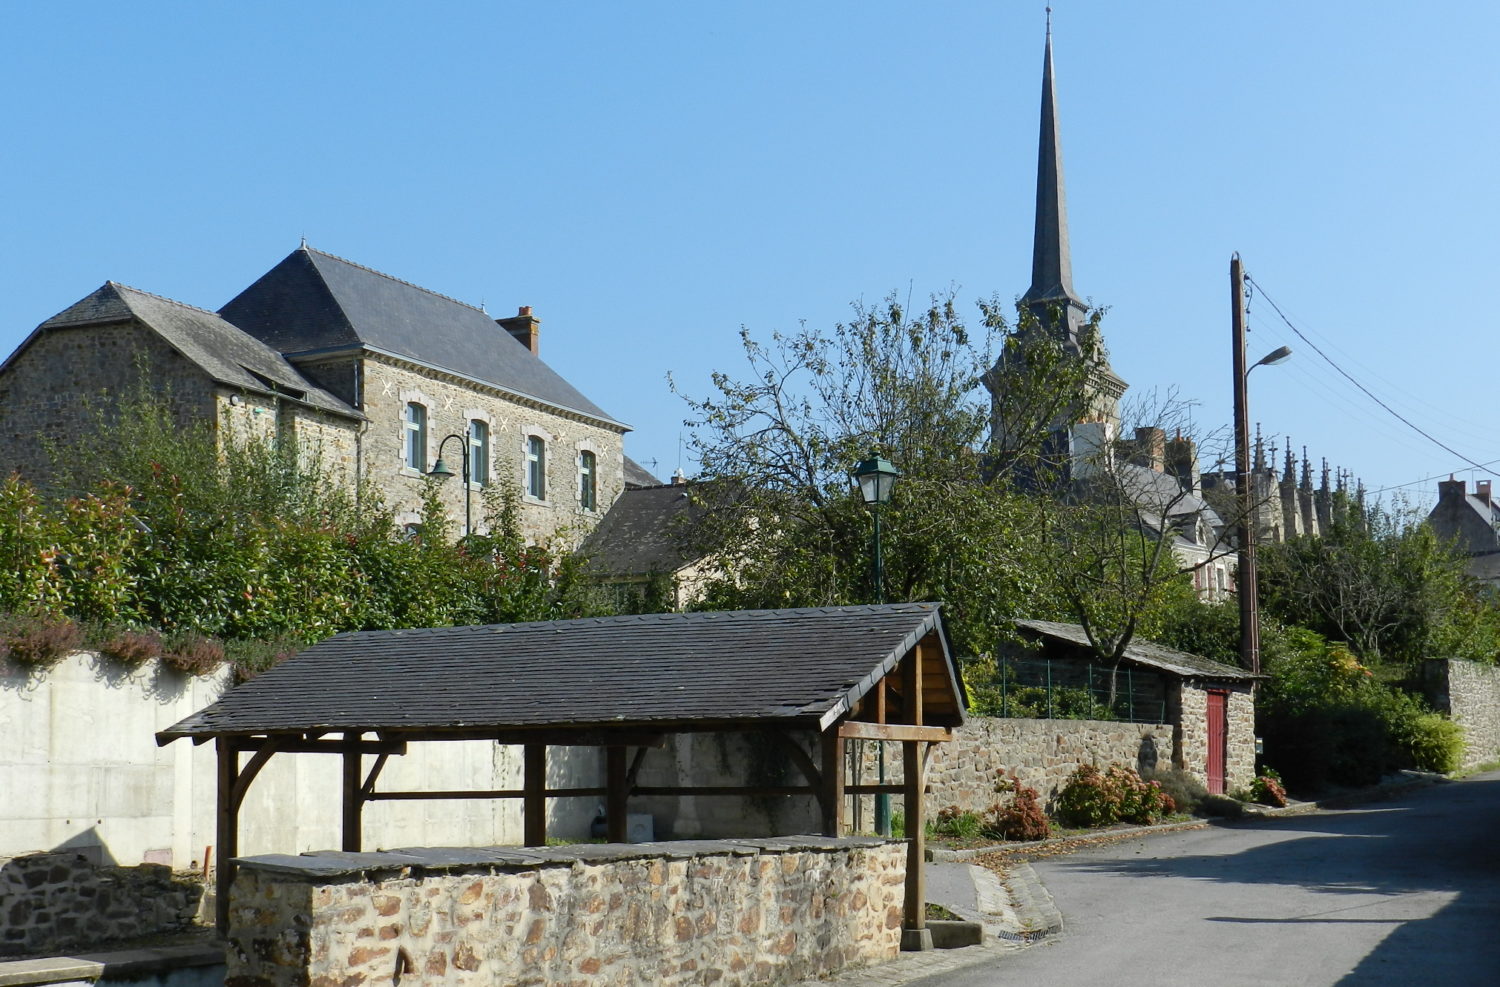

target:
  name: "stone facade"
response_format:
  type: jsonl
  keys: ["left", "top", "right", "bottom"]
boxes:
{"left": 1174, "top": 680, "right": 1257, "bottom": 794}
{"left": 0, "top": 851, "right": 202, "bottom": 957}
{"left": 1425, "top": 659, "right": 1500, "bottom": 769}
{"left": 227, "top": 839, "right": 903, "bottom": 987}
{"left": 355, "top": 357, "right": 624, "bottom": 544}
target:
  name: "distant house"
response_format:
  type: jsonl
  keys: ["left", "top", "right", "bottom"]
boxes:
{"left": 0, "top": 246, "right": 635, "bottom": 544}
{"left": 577, "top": 476, "right": 714, "bottom": 609}
{"left": 1428, "top": 476, "right": 1500, "bottom": 585}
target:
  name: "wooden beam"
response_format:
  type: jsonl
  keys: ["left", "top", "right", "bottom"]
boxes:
{"left": 838, "top": 722, "right": 952, "bottom": 743}
{"left": 341, "top": 732, "right": 363, "bottom": 852}
{"left": 875, "top": 676, "right": 887, "bottom": 724}
{"left": 625, "top": 746, "right": 649, "bottom": 792}
{"left": 230, "top": 736, "right": 283, "bottom": 812}
{"left": 378, "top": 728, "right": 667, "bottom": 748}
{"left": 905, "top": 646, "right": 924, "bottom": 726}
{"left": 360, "top": 752, "right": 391, "bottom": 796}
{"left": 819, "top": 730, "right": 845, "bottom": 837}
{"left": 214, "top": 739, "right": 237, "bottom": 933}
{"left": 523, "top": 744, "right": 546, "bottom": 847}
{"left": 229, "top": 736, "right": 406, "bottom": 756}
{"left": 902, "top": 740, "right": 927, "bottom": 936}
{"left": 606, "top": 747, "right": 628, "bottom": 843}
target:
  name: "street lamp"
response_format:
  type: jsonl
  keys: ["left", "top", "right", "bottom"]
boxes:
{"left": 853, "top": 450, "right": 899, "bottom": 836}
{"left": 1231, "top": 256, "right": 1291, "bottom": 675}
{"left": 427, "top": 433, "right": 473, "bottom": 537}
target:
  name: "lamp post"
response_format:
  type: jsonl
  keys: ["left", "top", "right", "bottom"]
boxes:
{"left": 853, "top": 451, "right": 899, "bottom": 835}
{"left": 427, "top": 433, "right": 473, "bottom": 538}
{"left": 1231, "top": 255, "right": 1291, "bottom": 675}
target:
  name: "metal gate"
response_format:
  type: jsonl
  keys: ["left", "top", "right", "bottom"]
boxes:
{"left": 1206, "top": 690, "right": 1228, "bottom": 794}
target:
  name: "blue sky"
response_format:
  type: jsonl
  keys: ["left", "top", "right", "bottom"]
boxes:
{"left": 4, "top": 1, "right": 1497, "bottom": 504}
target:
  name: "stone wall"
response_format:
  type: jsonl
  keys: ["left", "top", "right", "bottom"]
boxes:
{"left": 1425, "top": 659, "right": 1500, "bottom": 769}
{"left": 0, "top": 851, "right": 202, "bottom": 956}
{"left": 227, "top": 838, "right": 903, "bottom": 987}
{"left": 1174, "top": 681, "right": 1257, "bottom": 794}
{"left": 920, "top": 717, "right": 1176, "bottom": 816}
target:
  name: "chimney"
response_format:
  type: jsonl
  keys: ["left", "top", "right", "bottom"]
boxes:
{"left": 1165, "top": 435, "right": 1200, "bottom": 494}
{"left": 498, "top": 305, "right": 541, "bottom": 355}
{"left": 1477, "top": 480, "right": 1492, "bottom": 508}
{"left": 671, "top": 468, "right": 687, "bottom": 486}
{"left": 1131, "top": 427, "right": 1166, "bottom": 472}
{"left": 1438, "top": 475, "right": 1466, "bottom": 504}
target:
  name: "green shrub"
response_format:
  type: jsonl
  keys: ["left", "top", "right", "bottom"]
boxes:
{"left": 1399, "top": 712, "right": 1464, "bottom": 774}
{"left": 1247, "top": 769, "right": 1288, "bottom": 807}
{"left": 932, "top": 806, "right": 984, "bottom": 840}
{"left": 1056, "top": 762, "right": 1175, "bottom": 828}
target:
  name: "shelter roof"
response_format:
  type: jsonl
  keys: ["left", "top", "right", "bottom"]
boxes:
{"left": 17, "top": 282, "right": 358, "bottom": 418}
{"left": 1014, "top": 619, "right": 1261, "bottom": 681}
{"left": 158, "top": 603, "right": 960, "bottom": 742}
{"left": 219, "top": 247, "right": 626, "bottom": 429}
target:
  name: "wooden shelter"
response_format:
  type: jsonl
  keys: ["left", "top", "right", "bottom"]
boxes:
{"left": 156, "top": 603, "right": 965, "bottom": 949}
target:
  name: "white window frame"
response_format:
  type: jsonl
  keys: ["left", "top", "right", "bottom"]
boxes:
{"left": 578, "top": 448, "right": 597, "bottom": 512}
{"left": 403, "top": 401, "right": 428, "bottom": 473}
{"left": 526, "top": 434, "right": 547, "bottom": 500}
{"left": 468, "top": 418, "right": 491, "bottom": 488}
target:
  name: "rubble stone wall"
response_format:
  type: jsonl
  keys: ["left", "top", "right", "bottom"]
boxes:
{"left": 227, "top": 838, "right": 903, "bottom": 987}
{"left": 1425, "top": 659, "right": 1500, "bottom": 769}
{"left": 0, "top": 851, "right": 202, "bottom": 956}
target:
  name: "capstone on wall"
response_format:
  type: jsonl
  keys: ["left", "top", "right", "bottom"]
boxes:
{"left": 0, "top": 322, "right": 216, "bottom": 481}
{"left": 356, "top": 357, "right": 626, "bottom": 545}
{"left": 227, "top": 839, "right": 904, "bottom": 987}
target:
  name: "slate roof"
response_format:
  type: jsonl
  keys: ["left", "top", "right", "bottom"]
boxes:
{"left": 1015, "top": 619, "right": 1261, "bottom": 681}
{"left": 157, "top": 603, "right": 960, "bottom": 741}
{"left": 219, "top": 248, "right": 626, "bottom": 429}
{"left": 12, "top": 282, "right": 358, "bottom": 418}
{"left": 623, "top": 455, "right": 661, "bottom": 489}
{"left": 578, "top": 483, "right": 705, "bottom": 576}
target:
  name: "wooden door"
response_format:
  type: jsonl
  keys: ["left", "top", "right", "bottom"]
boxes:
{"left": 1206, "top": 690, "right": 1228, "bottom": 795}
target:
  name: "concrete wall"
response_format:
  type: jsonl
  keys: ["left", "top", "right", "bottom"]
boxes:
{"left": 0, "top": 652, "right": 603, "bottom": 868}
{"left": 1425, "top": 659, "right": 1500, "bottom": 769}
{"left": 227, "top": 838, "right": 904, "bottom": 986}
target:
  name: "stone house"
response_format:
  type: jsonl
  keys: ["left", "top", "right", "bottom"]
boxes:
{"left": 1427, "top": 476, "right": 1500, "bottom": 585}
{"left": 0, "top": 246, "right": 639, "bottom": 544}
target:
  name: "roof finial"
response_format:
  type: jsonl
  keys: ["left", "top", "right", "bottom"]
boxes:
{"left": 300, "top": 235, "right": 307, "bottom": 249}
{"left": 1046, "top": 6, "right": 1052, "bottom": 36}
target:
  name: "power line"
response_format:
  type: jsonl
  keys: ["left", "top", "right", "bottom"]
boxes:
{"left": 1243, "top": 272, "right": 1495, "bottom": 477}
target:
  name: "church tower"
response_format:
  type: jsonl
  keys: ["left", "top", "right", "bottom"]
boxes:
{"left": 986, "top": 12, "right": 1127, "bottom": 458}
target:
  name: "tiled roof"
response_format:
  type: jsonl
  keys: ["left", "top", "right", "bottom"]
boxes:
{"left": 578, "top": 483, "right": 705, "bottom": 576}
{"left": 1015, "top": 619, "right": 1261, "bottom": 681}
{"left": 219, "top": 248, "right": 626, "bottom": 429}
{"left": 22, "top": 282, "right": 358, "bottom": 418}
{"left": 157, "top": 603, "right": 959, "bottom": 740}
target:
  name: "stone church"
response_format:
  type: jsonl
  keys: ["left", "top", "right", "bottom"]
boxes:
{"left": 0, "top": 246, "right": 656, "bottom": 543}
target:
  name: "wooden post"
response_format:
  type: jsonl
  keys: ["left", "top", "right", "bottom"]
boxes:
{"left": 214, "top": 739, "right": 237, "bottom": 934}
{"left": 905, "top": 646, "right": 924, "bottom": 725}
{"left": 820, "top": 730, "right": 845, "bottom": 836}
{"left": 523, "top": 744, "right": 547, "bottom": 847}
{"left": 341, "top": 732, "right": 363, "bottom": 852}
{"left": 605, "top": 746, "right": 628, "bottom": 843}
{"left": 901, "top": 739, "right": 930, "bottom": 950}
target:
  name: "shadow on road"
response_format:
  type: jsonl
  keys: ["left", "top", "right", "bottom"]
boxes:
{"left": 1044, "top": 778, "right": 1500, "bottom": 983}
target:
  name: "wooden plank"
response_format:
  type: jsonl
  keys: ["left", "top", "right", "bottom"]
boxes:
{"left": 228, "top": 736, "right": 406, "bottom": 755}
{"left": 230, "top": 737, "right": 282, "bottom": 811}
{"left": 905, "top": 645, "right": 924, "bottom": 726}
{"left": 377, "top": 728, "right": 667, "bottom": 748}
{"left": 837, "top": 722, "right": 952, "bottom": 743}
{"left": 606, "top": 747, "right": 628, "bottom": 842}
{"left": 360, "top": 753, "right": 391, "bottom": 796}
{"left": 630, "top": 785, "right": 815, "bottom": 797}
{"left": 875, "top": 677, "right": 887, "bottom": 724}
{"left": 214, "top": 739, "right": 237, "bottom": 933}
{"left": 523, "top": 744, "right": 546, "bottom": 847}
{"left": 341, "top": 732, "right": 363, "bottom": 853}
{"left": 820, "top": 730, "right": 845, "bottom": 837}
{"left": 903, "top": 740, "right": 926, "bottom": 932}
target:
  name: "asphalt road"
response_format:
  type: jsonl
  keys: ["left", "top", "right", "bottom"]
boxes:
{"left": 913, "top": 771, "right": 1500, "bottom": 986}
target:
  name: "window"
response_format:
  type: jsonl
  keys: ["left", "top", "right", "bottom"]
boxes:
{"left": 468, "top": 420, "right": 490, "bottom": 487}
{"left": 404, "top": 402, "right": 427, "bottom": 472}
{"left": 526, "top": 434, "right": 546, "bottom": 499}
{"left": 579, "top": 450, "right": 596, "bottom": 511}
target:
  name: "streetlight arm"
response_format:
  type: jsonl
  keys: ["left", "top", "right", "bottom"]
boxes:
{"left": 428, "top": 432, "right": 473, "bottom": 537}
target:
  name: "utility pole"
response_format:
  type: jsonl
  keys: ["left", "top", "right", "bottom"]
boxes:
{"left": 1231, "top": 254, "right": 1260, "bottom": 674}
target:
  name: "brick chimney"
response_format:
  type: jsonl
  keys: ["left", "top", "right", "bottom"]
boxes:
{"left": 1477, "top": 480, "right": 1492, "bottom": 508}
{"left": 1438, "top": 475, "right": 1466, "bottom": 504}
{"left": 1131, "top": 427, "right": 1166, "bottom": 472}
{"left": 498, "top": 306, "right": 541, "bottom": 355}
{"left": 1165, "top": 434, "right": 1200, "bottom": 494}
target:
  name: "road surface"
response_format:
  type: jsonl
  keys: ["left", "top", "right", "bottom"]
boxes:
{"left": 913, "top": 771, "right": 1500, "bottom": 985}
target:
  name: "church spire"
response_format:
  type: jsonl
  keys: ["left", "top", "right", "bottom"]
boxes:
{"left": 1022, "top": 9, "right": 1086, "bottom": 344}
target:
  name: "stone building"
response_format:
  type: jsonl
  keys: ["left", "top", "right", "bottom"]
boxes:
{"left": 0, "top": 246, "right": 640, "bottom": 544}
{"left": 1427, "top": 476, "right": 1500, "bottom": 585}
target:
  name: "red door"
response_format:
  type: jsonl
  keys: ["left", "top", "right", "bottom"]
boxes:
{"left": 1206, "top": 690, "right": 1229, "bottom": 795}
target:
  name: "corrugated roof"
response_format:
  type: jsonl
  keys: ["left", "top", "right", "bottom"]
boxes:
{"left": 1015, "top": 619, "right": 1261, "bottom": 681}
{"left": 219, "top": 248, "right": 626, "bottom": 429}
{"left": 158, "top": 603, "right": 959, "bottom": 741}
{"left": 23, "top": 282, "right": 358, "bottom": 419}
